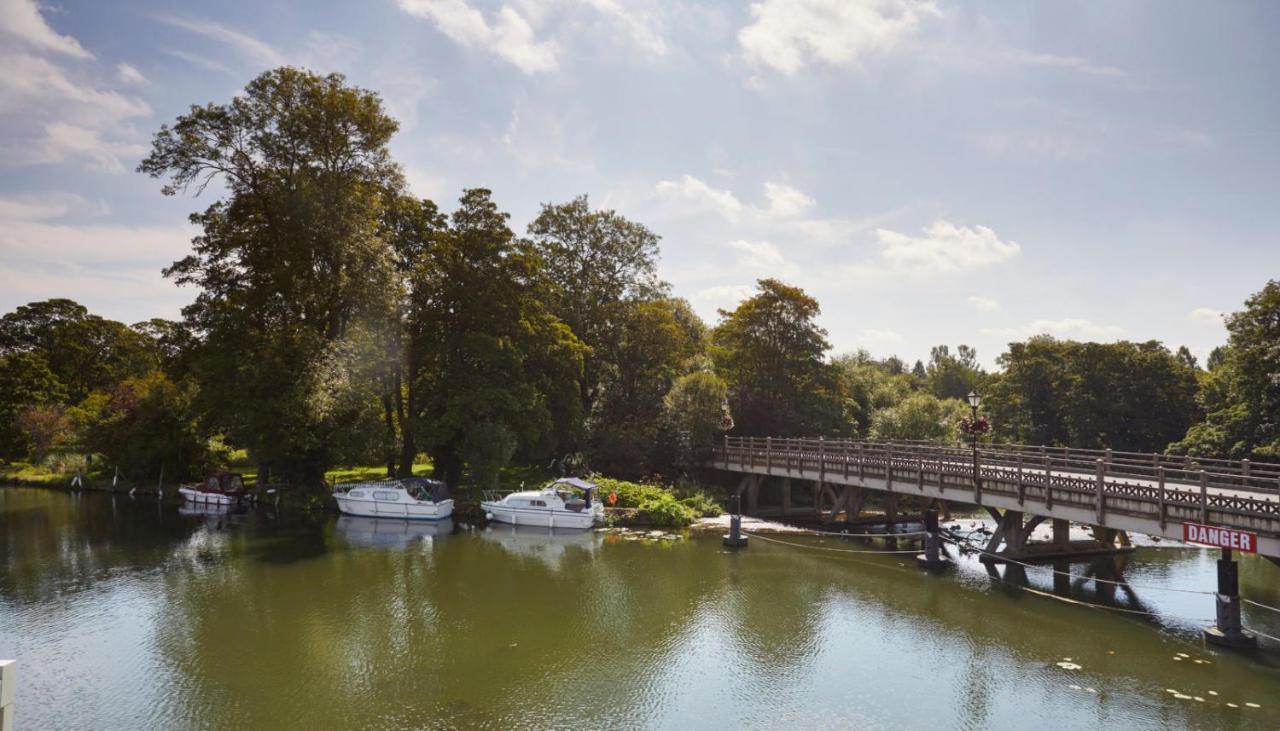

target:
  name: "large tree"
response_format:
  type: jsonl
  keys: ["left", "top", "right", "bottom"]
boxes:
{"left": 526, "top": 195, "right": 666, "bottom": 416}
{"left": 711, "top": 279, "right": 845, "bottom": 436}
{"left": 407, "top": 189, "right": 586, "bottom": 489}
{"left": 1173, "top": 280, "right": 1280, "bottom": 459}
{"left": 985, "top": 336, "right": 1200, "bottom": 452}
{"left": 138, "top": 68, "right": 402, "bottom": 488}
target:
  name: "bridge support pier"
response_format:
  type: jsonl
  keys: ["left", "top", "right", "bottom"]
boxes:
{"left": 917, "top": 506, "right": 951, "bottom": 570}
{"left": 1203, "top": 548, "right": 1254, "bottom": 649}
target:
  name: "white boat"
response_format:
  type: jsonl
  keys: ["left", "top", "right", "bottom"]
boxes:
{"left": 178, "top": 472, "right": 248, "bottom": 506}
{"left": 480, "top": 477, "right": 604, "bottom": 529}
{"left": 333, "top": 477, "right": 454, "bottom": 520}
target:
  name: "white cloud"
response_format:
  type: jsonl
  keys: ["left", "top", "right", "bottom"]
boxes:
{"left": 875, "top": 220, "right": 1020, "bottom": 274}
{"left": 981, "top": 318, "right": 1125, "bottom": 341}
{"left": 156, "top": 16, "right": 286, "bottom": 67}
{"left": 693, "top": 284, "right": 754, "bottom": 311}
{"left": 583, "top": 0, "right": 668, "bottom": 56}
{"left": 34, "top": 122, "right": 147, "bottom": 173}
{"left": 967, "top": 295, "right": 999, "bottom": 311}
{"left": 1189, "top": 307, "right": 1224, "bottom": 325}
{"left": 1007, "top": 51, "right": 1125, "bottom": 78}
{"left": 739, "top": 0, "right": 938, "bottom": 75}
{"left": 655, "top": 174, "right": 745, "bottom": 219}
{"left": 0, "top": 0, "right": 93, "bottom": 59}
{"left": 161, "top": 48, "right": 233, "bottom": 74}
{"left": 860, "top": 328, "right": 902, "bottom": 344}
{"left": 116, "top": 62, "right": 146, "bottom": 85}
{"left": 763, "top": 182, "right": 814, "bottom": 217}
{"left": 728, "top": 239, "right": 793, "bottom": 273}
{"left": 396, "top": 0, "right": 559, "bottom": 75}
{"left": 0, "top": 192, "right": 108, "bottom": 220}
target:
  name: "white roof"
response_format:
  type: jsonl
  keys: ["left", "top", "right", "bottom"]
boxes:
{"left": 553, "top": 477, "right": 596, "bottom": 491}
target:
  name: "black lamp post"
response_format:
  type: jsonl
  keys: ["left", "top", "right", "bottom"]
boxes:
{"left": 967, "top": 390, "right": 982, "bottom": 487}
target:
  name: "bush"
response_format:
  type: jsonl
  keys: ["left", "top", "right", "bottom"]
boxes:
{"left": 464, "top": 421, "right": 518, "bottom": 492}
{"left": 594, "top": 475, "right": 721, "bottom": 526}
{"left": 637, "top": 498, "right": 696, "bottom": 527}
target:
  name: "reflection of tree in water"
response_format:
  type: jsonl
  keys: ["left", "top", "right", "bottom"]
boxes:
{"left": 154, "top": 527, "right": 738, "bottom": 728}
{"left": 0, "top": 489, "right": 201, "bottom": 604}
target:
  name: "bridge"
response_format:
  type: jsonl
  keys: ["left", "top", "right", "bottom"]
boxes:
{"left": 709, "top": 436, "right": 1280, "bottom": 648}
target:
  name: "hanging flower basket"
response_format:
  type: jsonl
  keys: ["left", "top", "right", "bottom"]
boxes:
{"left": 959, "top": 415, "right": 991, "bottom": 436}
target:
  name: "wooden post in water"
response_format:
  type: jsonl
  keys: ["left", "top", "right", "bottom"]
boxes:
{"left": 0, "top": 659, "right": 14, "bottom": 731}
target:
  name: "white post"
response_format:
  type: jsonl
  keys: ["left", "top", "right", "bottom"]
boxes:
{"left": 0, "top": 659, "right": 14, "bottom": 731}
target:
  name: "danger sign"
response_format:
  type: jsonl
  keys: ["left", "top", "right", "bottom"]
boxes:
{"left": 1182, "top": 522, "right": 1257, "bottom": 553}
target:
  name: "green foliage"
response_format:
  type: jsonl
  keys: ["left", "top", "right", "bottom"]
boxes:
{"left": 984, "top": 336, "right": 1200, "bottom": 452}
{"left": 925, "top": 344, "right": 984, "bottom": 400}
{"left": 833, "top": 350, "right": 916, "bottom": 436}
{"left": 591, "top": 476, "right": 719, "bottom": 527}
{"left": 463, "top": 422, "right": 518, "bottom": 492}
{"left": 711, "top": 279, "right": 846, "bottom": 437}
{"left": 1172, "top": 280, "right": 1280, "bottom": 458}
{"left": 0, "top": 352, "right": 65, "bottom": 460}
{"left": 659, "top": 369, "right": 729, "bottom": 473}
{"left": 138, "top": 68, "right": 403, "bottom": 489}
{"left": 869, "top": 393, "right": 968, "bottom": 442}
{"left": 408, "top": 189, "right": 587, "bottom": 487}
{"left": 79, "top": 372, "right": 222, "bottom": 482}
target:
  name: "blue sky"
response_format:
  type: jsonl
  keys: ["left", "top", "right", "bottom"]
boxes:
{"left": 2, "top": 0, "right": 1278, "bottom": 367}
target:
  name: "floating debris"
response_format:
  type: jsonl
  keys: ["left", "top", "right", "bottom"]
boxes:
{"left": 1193, "top": 659, "right": 1206, "bottom": 665}
{"left": 1208, "top": 691, "right": 1218, "bottom": 696}
{"left": 1085, "top": 688, "right": 1097, "bottom": 694}
{"left": 1176, "top": 652, "right": 1190, "bottom": 658}
{"left": 1226, "top": 703, "right": 1239, "bottom": 709}
{"left": 1172, "top": 656, "right": 1183, "bottom": 661}
{"left": 1173, "top": 694, "right": 1192, "bottom": 700}
{"left": 1165, "top": 689, "right": 1179, "bottom": 694}
{"left": 1056, "top": 662, "right": 1083, "bottom": 670}
{"left": 1068, "top": 684, "right": 1082, "bottom": 690}
{"left": 1107, "top": 650, "right": 1116, "bottom": 655}
{"left": 508, "top": 642, "right": 518, "bottom": 648}
{"left": 1245, "top": 702, "right": 1261, "bottom": 709}
{"left": 1063, "top": 657, "right": 1073, "bottom": 662}
{"left": 1193, "top": 697, "right": 1205, "bottom": 703}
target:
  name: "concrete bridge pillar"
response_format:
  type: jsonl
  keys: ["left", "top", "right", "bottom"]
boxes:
{"left": 917, "top": 505, "right": 950, "bottom": 570}
{"left": 1204, "top": 548, "right": 1256, "bottom": 648}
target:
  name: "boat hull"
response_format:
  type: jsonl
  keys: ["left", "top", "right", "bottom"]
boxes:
{"left": 178, "top": 486, "right": 237, "bottom": 505}
{"left": 335, "top": 496, "right": 454, "bottom": 520}
{"left": 480, "top": 502, "right": 599, "bottom": 529}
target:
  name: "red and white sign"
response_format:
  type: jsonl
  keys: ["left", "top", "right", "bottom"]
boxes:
{"left": 1182, "top": 522, "right": 1257, "bottom": 553}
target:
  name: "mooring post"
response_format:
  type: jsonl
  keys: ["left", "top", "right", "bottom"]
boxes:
{"left": 916, "top": 505, "right": 950, "bottom": 570}
{"left": 723, "top": 493, "right": 748, "bottom": 548}
{"left": 1157, "top": 466, "right": 1166, "bottom": 529}
{"left": 0, "top": 659, "right": 13, "bottom": 731}
{"left": 1203, "top": 547, "right": 1255, "bottom": 648}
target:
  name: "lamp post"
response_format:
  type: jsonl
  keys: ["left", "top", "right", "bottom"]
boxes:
{"left": 967, "top": 390, "right": 982, "bottom": 488}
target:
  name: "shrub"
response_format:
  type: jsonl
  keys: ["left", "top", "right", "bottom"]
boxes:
{"left": 636, "top": 498, "right": 696, "bottom": 527}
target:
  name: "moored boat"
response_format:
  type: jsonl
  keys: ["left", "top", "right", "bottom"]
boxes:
{"left": 178, "top": 472, "right": 249, "bottom": 506}
{"left": 333, "top": 477, "right": 454, "bottom": 520}
{"left": 480, "top": 477, "right": 604, "bottom": 529}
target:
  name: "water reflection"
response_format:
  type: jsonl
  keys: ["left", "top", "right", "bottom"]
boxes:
{"left": 477, "top": 524, "right": 597, "bottom": 570}
{"left": 335, "top": 515, "right": 454, "bottom": 548}
{"left": 3, "top": 487, "right": 1280, "bottom": 730}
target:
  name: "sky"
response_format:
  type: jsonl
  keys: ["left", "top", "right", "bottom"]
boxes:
{"left": 2, "top": 0, "right": 1278, "bottom": 368}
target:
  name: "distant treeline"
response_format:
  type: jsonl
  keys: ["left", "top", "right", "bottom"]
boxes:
{"left": 1, "top": 68, "right": 1277, "bottom": 489}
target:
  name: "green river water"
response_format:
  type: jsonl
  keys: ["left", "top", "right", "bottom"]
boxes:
{"left": 2, "top": 486, "right": 1279, "bottom": 730}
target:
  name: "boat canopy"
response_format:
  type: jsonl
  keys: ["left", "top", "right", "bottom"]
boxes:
{"left": 553, "top": 477, "right": 596, "bottom": 492}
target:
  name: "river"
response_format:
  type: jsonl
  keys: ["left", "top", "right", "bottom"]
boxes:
{"left": 2, "top": 486, "right": 1278, "bottom": 729}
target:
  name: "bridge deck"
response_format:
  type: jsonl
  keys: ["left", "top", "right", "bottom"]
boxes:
{"left": 712, "top": 438, "right": 1280, "bottom": 558}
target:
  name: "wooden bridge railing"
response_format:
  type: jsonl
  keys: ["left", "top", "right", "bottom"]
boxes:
{"left": 713, "top": 436, "right": 1280, "bottom": 538}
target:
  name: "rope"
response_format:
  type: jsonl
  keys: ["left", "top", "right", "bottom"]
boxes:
{"left": 798, "top": 526, "right": 929, "bottom": 538}
{"left": 1243, "top": 625, "right": 1280, "bottom": 644}
{"left": 941, "top": 533, "right": 1217, "bottom": 596}
{"left": 1243, "top": 597, "right": 1280, "bottom": 615}
{"left": 746, "top": 531, "right": 922, "bottom": 555}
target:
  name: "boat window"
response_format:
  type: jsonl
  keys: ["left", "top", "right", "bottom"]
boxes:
{"left": 531, "top": 499, "right": 546, "bottom": 507}
{"left": 373, "top": 491, "right": 399, "bottom": 501}
{"left": 349, "top": 491, "right": 364, "bottom": 498}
